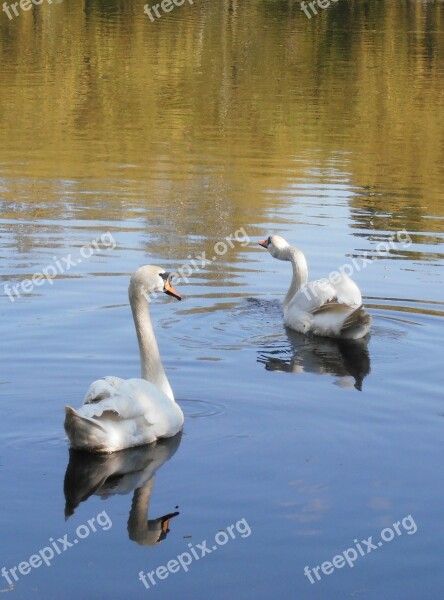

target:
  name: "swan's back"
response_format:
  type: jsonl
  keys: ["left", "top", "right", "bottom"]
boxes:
{"left": 65, "top": 378, "right": 184, "bottom": 453}
{"left": 285, "top": 275, "right": 370, "bottom": 339}
{"left": 293, "top": 274, "right": 362, "bottom": 314}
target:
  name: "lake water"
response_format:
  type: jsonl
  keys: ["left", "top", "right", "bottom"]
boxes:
{"left": 0, "top": 1, "right": 443, "bottom": 598}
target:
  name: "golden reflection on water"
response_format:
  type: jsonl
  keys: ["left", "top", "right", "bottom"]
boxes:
{"left": 0, "top": 0, "right": 442, "bottom": 246}
{"left": 0, "top": 8, "right": 443, "bottom": 594}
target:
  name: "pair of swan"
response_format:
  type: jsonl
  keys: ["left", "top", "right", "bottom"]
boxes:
{"left": 65, "top": 238, "right": 370, "bottom": 453}
{"left": 259, "top": 235, "right": 371, "bottom": 340}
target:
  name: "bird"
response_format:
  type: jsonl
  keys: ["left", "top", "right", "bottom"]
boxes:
{"left": 257, "top": 328, "right": 371, "bottom": 390}
{"left": 64, "top": 433, "right": 183, "bottom": 545}
{"left": 258, "top": 235, "right": 371, "bottom": 339}
{"left": 64, "top": 266, "right": 185, "bottom": 453}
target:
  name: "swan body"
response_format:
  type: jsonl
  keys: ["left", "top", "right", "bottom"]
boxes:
{"left": 64, "top": 433, "right": 182, "bottom": 545}
{"left": 259, "top": 236, "right": 371, "bottom": 339}
{"left": 65, "top": 266, "right": 184, "bottom": 453}
{"left": 258, "top": 329, "right": 370, "bottom": 390}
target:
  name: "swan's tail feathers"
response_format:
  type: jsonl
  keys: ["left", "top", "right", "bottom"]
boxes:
{"left": 64, "top": 406, "right": 109, "bottom": 453}
{"left": 340, "top": 306, "right": 372, "bottom": 340}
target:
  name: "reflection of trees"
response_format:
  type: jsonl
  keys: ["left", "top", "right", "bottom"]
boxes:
{"left": 0, "top": 0, "right": 442, "bottom": 255}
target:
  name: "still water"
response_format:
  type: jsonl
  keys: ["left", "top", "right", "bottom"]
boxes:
{"left": 0, "top": 1, "right": 443, "bottom": 598}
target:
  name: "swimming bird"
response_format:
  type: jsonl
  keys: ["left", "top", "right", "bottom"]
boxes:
{"left": 64, "top": 266, "right": 184, "bottom": 452}
{"left": 258, "top": 236, "right": 371, "bottom": 339}
{"left": 64, "top": 433, "right": 182, "bottom": 545}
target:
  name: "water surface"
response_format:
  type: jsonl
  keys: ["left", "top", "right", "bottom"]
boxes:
{"left": 0, "top": 1, "right": 443, "bottom": 599}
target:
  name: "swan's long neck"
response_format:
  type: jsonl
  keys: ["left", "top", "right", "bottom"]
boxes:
{"left": 280, "top": 246, "right": 308, "bottom": 306}
{"left": 127, "top": 478, "right": 155, "bottom": 544}
{"left": 129, "top": 285, "right": 174, "bottom": 401}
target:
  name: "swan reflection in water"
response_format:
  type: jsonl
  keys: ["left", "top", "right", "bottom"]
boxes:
{"left": 258, "top": 329, "right": 371, "bottom": 391}
{"left": 64, "top": 432, "right": 182, "bottom": 546}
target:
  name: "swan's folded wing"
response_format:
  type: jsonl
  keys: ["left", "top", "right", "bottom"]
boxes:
{"left": 83, "top": 376, "right": 125, "bottom": 404}
{"left": 294, "top": 275, "right": 362, "bottom": 314}
{"left": 79, "top": 379, "right": 170, "bottom": 421}
{"left": 331, "top": 275, "right": 362, "bottom": 306}
{"left": 292, "top": 280, "right": 338, "bottom": 314}
{"left": 312, "top": 301, "right": 355, "bottom": 315}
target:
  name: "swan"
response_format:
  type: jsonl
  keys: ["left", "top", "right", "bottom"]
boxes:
{"left": 64, "top": 266, "right": 185, "bottom": 453}
{"left": 258, "top": 236, "right": 371, "bottom": 339}
{"left": 128, "top": 478, "right": 179, "bottom": 546}
{"left": 257, "top": 330, "right": 370, "bottom": 390}
{"left": 64, "top": 433, "right": 183, "bottom": 545}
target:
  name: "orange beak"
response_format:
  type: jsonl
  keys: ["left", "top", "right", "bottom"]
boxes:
{"left": 258, "top": 239, "right": 269, "bottom": 249}
{"left": 161, "top": 511, "right": 180, "bottom": 533}
{"left": 162, "top": 518, "right": 171, "bottom": 533}
{"left": 164, "top": 280, "right": 182, "bottom": 300}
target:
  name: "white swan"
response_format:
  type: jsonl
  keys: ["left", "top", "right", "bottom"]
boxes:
{"left": 64, "top": 433, "right": 182, "bottom": 545}
{"left": 258, "top": 236, "right": 371, "bottom": 339}
{"left": 64, "top": 266, "right": 184, "bottom": 453}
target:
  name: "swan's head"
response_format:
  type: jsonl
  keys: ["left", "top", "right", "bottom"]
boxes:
{"left": 130, "top": 265, "right": 181, "bottom": 300}
{"left": 258, "top": 235, "right": 290, "bottom": 259}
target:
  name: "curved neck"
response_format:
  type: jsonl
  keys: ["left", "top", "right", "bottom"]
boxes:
{"left": 129, "top": 285, "right": 174, "bottom": 401}
{"left": 127, "top": 478, "right": 154, "bottom": 544}
{"left": 281, "top": 246, "right": 308, "bottom": 306}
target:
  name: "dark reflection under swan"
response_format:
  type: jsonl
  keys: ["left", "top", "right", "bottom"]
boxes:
{"left": 64, "top": 432, "right": 182, "bottom": 546}
{"left": 258, "top": 328, "right": 371, "bottom": 391}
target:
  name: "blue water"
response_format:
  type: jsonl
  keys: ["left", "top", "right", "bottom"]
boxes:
{"left": 1, "top": 1, "right": 444, "bottom": 598}
{"left": 1, "top": 188, "right": 443, "bottom": 598}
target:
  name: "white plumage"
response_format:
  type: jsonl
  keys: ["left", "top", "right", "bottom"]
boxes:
{"left": 259, "top": 235, "right": 371, "bottom": 339}
{"left": 65, "top": 266, "right": 184, "bottom": 453}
